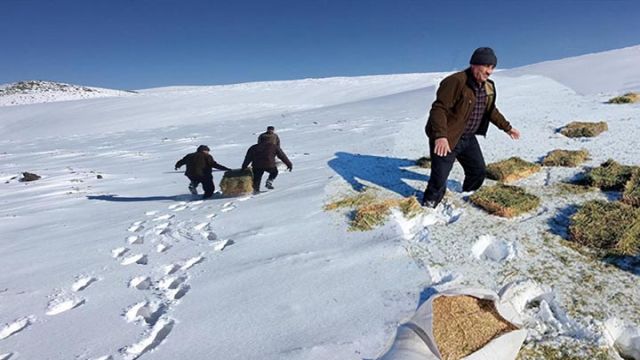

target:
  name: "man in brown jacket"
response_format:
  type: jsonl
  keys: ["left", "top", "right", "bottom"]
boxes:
{"left": 175, "top": 145, "right": 231, "bottom": 199}
{"left": 423, "top": 47, "right": 520, "bottom": 208}
{"left": 257, "top": 125, "right": 281, "bottom": 148}
{"left": 242, "top": 136, "right": 292, "bottom": 193}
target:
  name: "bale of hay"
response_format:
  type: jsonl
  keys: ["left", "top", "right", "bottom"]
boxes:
{"left": 470, "top": 184, "right": 540, "bottom": 218}
{"left": 568, "top": 200, "right": 640, "bottom": 256}
{"left": 559, "top": 121, "right": 608, "bottom": 138}
{"left": 587, "top": 159, "right": 638, "bottom": 191}
{"left": 622, "top": 170, "right": 640, "bottom": 207}
{"left": 433, "top": 295, "right": 518, "bottom": 360}
{"left": 219, "top": 168, "right": 254, "bottom": 196}
{"left": 416, "top": 156, "right": 431, "bottom": 168}
{"left": 607, "top": 92, "right": 640, "bottom": 104}
{"left": 486, "top": 157, "right": 540, "bottom": 183}
{"left": 541, "top": 149, "right": 589, "bottom": 167}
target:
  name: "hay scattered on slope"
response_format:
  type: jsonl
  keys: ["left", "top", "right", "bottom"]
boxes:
{"left": 560, "top": 121, "right": 608, "bottom": 138}
{"left": 416, "top": 156, "right": 431, "bottom": 168}
{"left": 324, "top": 190, "right": 378, "bottom": 211}
{"left": 607, "top": 92, "right": 640, "bottom": 104}
{"left": 470, "top": 184, "right": 540, "bottom": 218}
{"left": 486, "top": 157, "right": 540, "bottom": 183}
{"left": 433, "top": 295, "right": 518, "bottom": 360}
{"left": 569, "top": 200, "right": 640, "bottom": 256}
{"left": 220, "top": 168, "right": 254, "bottom": 196}
{"left": 587, "top": 159, "right": 638, "bottom": 191}
{"left": 542, "top": 149, "right": 589, "bottom": 167}
{"left": 622, "top": 170, "right": 640, "bottom": 207}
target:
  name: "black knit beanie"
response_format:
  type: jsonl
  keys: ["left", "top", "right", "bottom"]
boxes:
{"left": 470, "top": 47, "right": 497, "bottom": 66}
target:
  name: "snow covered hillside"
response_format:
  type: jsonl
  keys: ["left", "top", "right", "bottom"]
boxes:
{"left": 1, "top": 46, "right": 639, "bottom": 360}
{"left": 0, "top": 80, "right": 135, "bottom": 107}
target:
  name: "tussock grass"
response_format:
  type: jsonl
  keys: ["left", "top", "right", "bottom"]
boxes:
{"left": 325, "top": 191, "right": 423, "bottom": 231}
{"left": 555, "top": 182, "right": 595, "bottom": 195}
{"left": 622, "top": 170, "right": 640, "bottom": 207}
{"left": 587, "top": 159, "right": 638, "bottom": 191}
{"left": 433, "top": 295, "right": 518, "bottom": 360}
{"left": 486, "top": 157, "right": 541, "bottom": 183}
{"left": 560, "top": 121, "right": 608, "bottom": 138}
{"left": 220, "top": 168, "right": 254, "bottom": 196}
{"left": 542, "top": 149, "right": 589, "bottom": 167}
{"left": 607, "top": 92, "right": 640, "bottom": 104}
{"left": 470, "top": 184, "right": 540, "bottom": 218}
{"left": 416, "top": 156, "right": 431, "bottom": 168}
{"left": 568, "top": 200, "right": 640, "bottom": 256}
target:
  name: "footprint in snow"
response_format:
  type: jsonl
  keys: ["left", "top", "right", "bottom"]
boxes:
{"left": 127, "top": 235, "right": 143, "bottom": 245}
{"left": 124, "top": 301, "right": 166, "bottom": 326}
{"left": 120, "top": 254, "right": 148, "bottom": 266}
{"left": 212, "top": 239, "right": 233, "bottom": 252}
{"left": 194, "top": 222, "right": 209, "bottom": 231}
{"left": 72, "top": 276, "right": 98, "bottom": 292}
{"left": 180, "top": 255, "right": 204, "bottom": 271}
{"left": 111, "top": 247, "right": 130, "bottom": 258}
{"left": 0, "top": 353, "right": 14, "bottom": 360}
{"left": 145, "top": 210, "right": 159, "bottom": 216}
{"left": 162, "top": 264, "right": 181, "bottom": 275}
{"left": 152, "top": 214, "right": 174, "bottom": 221}
{"left": 189, "top": 200, "right": 204, "bottom": 206}
{"left": 471, "top": 235, "right": 516, "bottom": 262}
{"left": 172, "top": 205, "right": 187, "bottom": 212}
{"left": 158, "top": 275, "right": 188, "bottom": 291}
{"left": 165, "top": 284, "right": 190, "bottom": 301}
{"left": 206, "top": 213, "right": 217, "bottom": 219}
{"left": 237, "top": 196, "right": 251, "bottom": 202}
{"left": 128, "top": 276, "right": 152, "bottom": 290}
{"left": 46, "top": 297, "right": 85, "bottom": 316}
{"left": 127, "top": 222, "right": 144, "bottom": 233}
{"left": 201, "top": 231, "right": 218, "bottom": 241}
{"left": 120, "top": 317, "right": 174, "bottom": 360}
{"left": 89, "top": 356, "right": 113, "bottom": 360}
{"left": 221, "top": 202, "right": 236, "bottom": 213}
{"left": 168, "top": 202, "right": 186, "bottom": 210}
{"left": 0, "top": 316, "right": 35, "bottom": 340}
{"left": 156, "top": 243, "right": 171, "bottom": 253}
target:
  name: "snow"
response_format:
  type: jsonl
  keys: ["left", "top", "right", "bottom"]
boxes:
{"left": 1, "top": 46, "right": 639, "bottom": 359}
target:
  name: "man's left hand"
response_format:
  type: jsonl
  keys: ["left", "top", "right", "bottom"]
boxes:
{"left": 507, "top": 128, "right": 520, "bottom": 140}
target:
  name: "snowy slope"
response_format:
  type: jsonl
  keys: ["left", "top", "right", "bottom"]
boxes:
{"left": 0, "top": 80, "right": 135, "bottom": 107}
{"left": 503, "top": 45, "right": 640, "bottom": 95}
{"left": 1, "top": 47, "right": 639, "bottom": 360}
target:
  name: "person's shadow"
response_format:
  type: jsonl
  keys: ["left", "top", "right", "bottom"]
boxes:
{"left": 87, "top": 194, "right": 194, "bottom": 202}
{"left": 328, "top": 151, "right": 461, "bottom": 197}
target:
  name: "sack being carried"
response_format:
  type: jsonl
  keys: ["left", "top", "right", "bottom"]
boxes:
{"left": 379, "top": 288, "right": 527, "bottom": 360}
{"left": 220, "top": 168, "right": 253, "bottom": 196}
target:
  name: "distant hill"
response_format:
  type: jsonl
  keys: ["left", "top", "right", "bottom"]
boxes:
{"left": 0, "top": 80, "right": 136, "bottom": 106}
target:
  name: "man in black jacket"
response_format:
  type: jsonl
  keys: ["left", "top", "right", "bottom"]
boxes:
{"left": 175, "top": 145, "right": 231, "bottom": 199}
{"left": 242, "top": 137, "right": 292, "bottom": 193}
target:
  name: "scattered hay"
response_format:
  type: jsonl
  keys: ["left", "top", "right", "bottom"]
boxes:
{"left": 607, "top": 92, "right": 640, "bottom": 104}
{"left": 486, "top": 157, "right": 541, "bottom": 183}
{"left": 622, "top": 170, "right": 640, "bottom": 207}
{"left": 416, "top": 156, "right": 431, "bottom": 168}
{"left": 470, "top": 184, "right": 540, "bottom": 218}
{"left": 560, "top": 121, "right": 608, "bottom": 138}
{"left": 587, "top": 159, "right": 638, "bottom": 191}
{"left": 568, "top": 200, "right": 640, "bottom": 256}
{"left": 326, "top": 191, "right": 424, "bottom": 231}
{"left": 555, "top": 182, "right": 594, "bottom": 195}
{"left": 433, "top": 295, "right": 518, "bottom": 360}
{"left": 542, "top": 149, "right": 589, "bottom": 167}
{"left": 219, "top": 168, "right": 254, "bottom": 196}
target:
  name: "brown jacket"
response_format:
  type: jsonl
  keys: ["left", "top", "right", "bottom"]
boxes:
{"left": 257, "top": 132, "right": 281, "bottom": 147}
{"left": 175, "top": 151, "right": 229, "bottom": 179}
{"left": 425, "top": 68, "right": 512, "bottom": 149}
{"left": 242, "top": 142, "right": 292, "bottom": 170}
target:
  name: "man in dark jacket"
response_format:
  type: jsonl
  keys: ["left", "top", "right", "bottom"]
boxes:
{"left": 242, "top": 136, "right": 292, "bottom": 193}
{"left": 175, "top": 145, "right": 231, "bottom": 199}
{"left": 257, "top": 126, "right": 281, "bottom": 148}
{"left": 423, "top": 47, "right": 521, "bottom": 208}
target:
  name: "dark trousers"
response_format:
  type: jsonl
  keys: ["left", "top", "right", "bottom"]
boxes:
{"left": 252, "top": 167, "right": 278, "bottom": 191}
{"left": 423, "top": 135, "right": 486, "bottom": 205}
{"left": 188, "top": 174, "right": 215, "bottom": 198}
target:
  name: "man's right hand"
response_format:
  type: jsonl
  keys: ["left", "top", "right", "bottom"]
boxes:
{"left": 433, "top": 138, "right": 451, "bottom": 157}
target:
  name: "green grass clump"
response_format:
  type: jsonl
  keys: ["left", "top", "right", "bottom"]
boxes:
{"left": 542, "top": 149, "right": 589, "bottom": 167}
{"left": 560, "top": 121, "right": 608, "bottom": 138}
{"left": 470, "top": 184, "right": 540, "bottom": 217}
{"left": 568, "top": 200, "right": 640, "bottom": 256}
{"left": 622, "top": 170, "right": 640, "bottom": 207}
{"left": 607, "top": 92, "right": 639, "bottom": 104}
{"left": 416, "top": 156, "right": 431, "bottom": 168}
{"left": 486, "top": 157, "right": 541, "bottom": 183}
{"left": 587, "top": 159, "right": 638, "bottom": 191}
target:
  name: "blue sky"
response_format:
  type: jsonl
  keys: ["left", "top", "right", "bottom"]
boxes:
{"left": 1, "top": 0, "right": 638, "bottom": 90}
